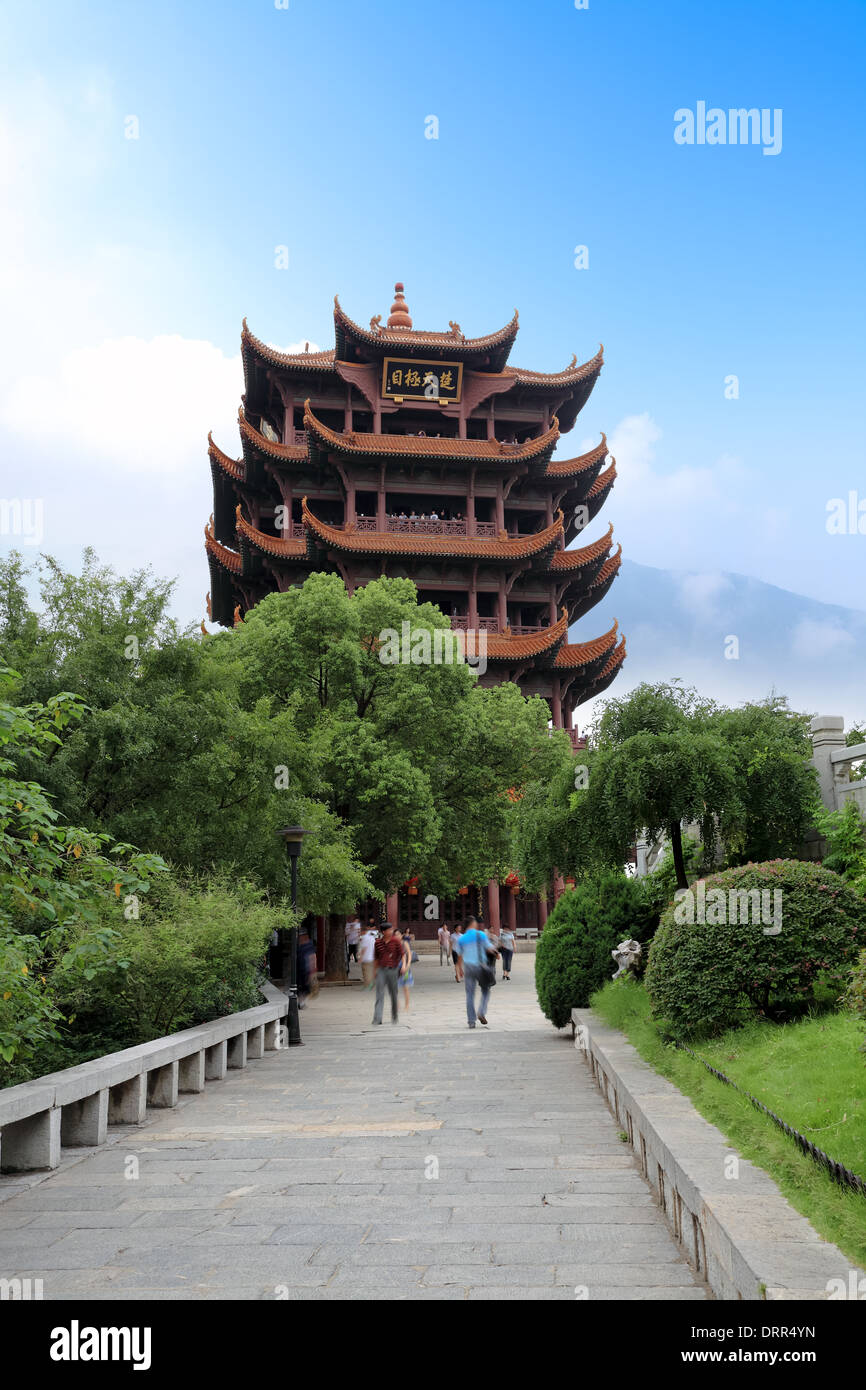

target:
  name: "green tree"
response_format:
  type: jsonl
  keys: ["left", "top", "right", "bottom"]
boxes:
{"left": 701, "top": 697, "right": 818, "bottom": 862}
{"left": 0, "top": 668, "right": 164, "bottom": 1079}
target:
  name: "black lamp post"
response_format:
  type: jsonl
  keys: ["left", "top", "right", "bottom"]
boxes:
{"left": 277, "top": 825, "right": 309, "bottom": 1046}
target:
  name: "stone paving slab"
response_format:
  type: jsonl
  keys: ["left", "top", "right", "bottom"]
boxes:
{"left": 0, "top": 959, "right": 706, "bottom": 1301}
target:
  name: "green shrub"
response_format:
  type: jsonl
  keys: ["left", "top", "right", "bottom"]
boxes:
{"left": 645, "top": 859, "right": 866, "bottom": 1040}
{"left": 535, "top": 871, "right": 657, "bottom": 1028}
{"left": 53, "top": 870, "right": 288, "bottom": 1051}
{"left": 815, "top": 800, "right": 866, "bottom": 880}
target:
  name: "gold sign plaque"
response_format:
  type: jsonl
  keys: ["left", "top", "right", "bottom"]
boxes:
{"left": 382, "top": 357, "right": 463, "bottom": 404}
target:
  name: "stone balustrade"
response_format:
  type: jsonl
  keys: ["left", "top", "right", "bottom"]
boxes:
{"left": 810, "top": 716, "right": 866, "bottom": 815}
{"left": 0, "top": 988, "right": 288, "bottom": 1175}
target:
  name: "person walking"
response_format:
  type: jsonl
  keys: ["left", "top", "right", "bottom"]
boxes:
{"left": 396, "top": 929, "right": 414, "bottom": 1012}
{"left": 359, "top": 923, "right": 377, "bottom": 989}
{"left": 499, "top": 922, "right": 516, "bottom": 980}
{"left": 451, "top": 922, "right": 464, "bottom": 982}
{"left": 297, "top": 929, "right": 318, "bottom": 1008}
{"left": 460, "top": 915, "right": 499, "bottom": 1028}
{"left": 345, "top": 916, "right": 361, "bottom": 974}
{"left": 372, "top": 921, "right": 403, "bottom": 1025}
{"left": 438, "top": 922, "right": 451, "bottom": 966}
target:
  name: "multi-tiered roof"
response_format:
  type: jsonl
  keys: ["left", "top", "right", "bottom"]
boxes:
{"left": 205, "top": 284, "right": 625, "bottom": 729}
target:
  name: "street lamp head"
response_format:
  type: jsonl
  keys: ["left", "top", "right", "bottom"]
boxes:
{"left": 277, "top": 825, "right": 309, "bottom": 860}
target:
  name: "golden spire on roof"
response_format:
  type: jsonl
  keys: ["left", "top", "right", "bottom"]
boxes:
{"left": 387, "top": 282, "right": 413, "bottom": 330}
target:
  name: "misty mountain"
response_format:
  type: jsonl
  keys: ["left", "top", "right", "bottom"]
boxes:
{"left": 577, "top": 558, "right": 866, "bottom": 724}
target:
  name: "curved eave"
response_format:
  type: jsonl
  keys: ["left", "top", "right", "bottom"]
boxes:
{"left": 208, "top": 432, "right": 245, "bottom": 482}
{"left": 550, "top": 524, "right": 614, "bottom": 572}
{"left": 587, "top": 458, "right": 617, "bottom": 500}
{"left": 578, "top": 459, "right": 617, "bottom": 529}
{"left": 554, "top": 621, "right": 620, "bottom": 670}
{"left": 507, "top": 345, "right": 604, "bottom": 390}
{"left": 302, "top": 499, "right": 564, "bottom": 561}
{"left": 575, "top": 637, "right": 627, "bottom": 706}
{"left": 545, "top": 434, "right": 607, "bottom": 480}
{"left": 239, "top": 409, "right": 307, "bottom": 463}
{"left": 204, "top": 521, "right": 243, "bottom": 574}
{"left": 566, "top": 547, "right": 623, "bottom": 623}
{"left": 235, "top": 507, "right": 308, "bottom": 562}
{"left": 591, "top": 544, "right": 622, "bottom": 589}
{"left": 486, "top": 609, "right": 570, "bottom": 662}
{"left": 241, "top": 319, "right": 337, "bottom": 374}
{"left": 304, "top": 401, "right": 559, "bottom": 466}
{"left": 333, "top": 298, "right": 520, "bottom": 367}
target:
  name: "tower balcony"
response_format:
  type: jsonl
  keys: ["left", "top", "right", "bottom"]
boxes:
{"left": 449, "top": 617, "right": 546, "bottom": 636}
{"left": 354, "top": 517, "right": 498, "bottom": 539}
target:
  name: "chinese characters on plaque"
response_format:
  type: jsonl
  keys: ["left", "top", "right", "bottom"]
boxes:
{"left": 382, "top": 357, "right": 463, "bottom": 404}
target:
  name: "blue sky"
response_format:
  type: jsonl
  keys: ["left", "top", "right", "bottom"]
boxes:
{"left": 1, "top": 0, "right": 864, "bottom": 693}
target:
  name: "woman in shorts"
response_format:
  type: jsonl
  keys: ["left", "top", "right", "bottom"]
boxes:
{"left": 396, "top": 929, "right": 414, "bottom": 1012}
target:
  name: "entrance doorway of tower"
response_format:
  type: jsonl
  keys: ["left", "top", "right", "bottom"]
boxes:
{"left": 360, "top": 887, "right": 542, "bottom": 940}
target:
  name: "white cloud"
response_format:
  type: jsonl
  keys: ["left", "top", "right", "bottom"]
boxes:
{"left": 2, "top": 335, "right": 242, "bottom": 473}
{"left": 674, "top": 570, "right": 734, "bottom": 621}
{"left": 790, "top": 617, "right": 856, "bottom": 662}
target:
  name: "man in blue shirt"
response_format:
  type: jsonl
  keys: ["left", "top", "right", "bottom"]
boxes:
{"left": 460, "top": 916, "right": 499, "bottom": 1028}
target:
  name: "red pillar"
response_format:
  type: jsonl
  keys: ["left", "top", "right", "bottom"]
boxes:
{"left": 377, "top": 467, "right": 386, "bottom": 529}
{"left": 551, "top": 680, "right": 563, "bottom": 728}
{"left": 505, "top": 887, "right": 517, "bottom": 933}
{"left": 553, "top": 872, "right": 565, "bottom": 903}
{"left": 469, "top": 580, "right": 479, "bottom": 629}
{"left": 497, "top": 576, "right": 507, "bottom": 632}
{"left": 315, "top": 915, "right": 326, "bottom": 973}
{"left": 386, "top": 892, "right": 399, "bottom": 927}
{"left": 487, "top": 878, "right": 501, "bottom": 933}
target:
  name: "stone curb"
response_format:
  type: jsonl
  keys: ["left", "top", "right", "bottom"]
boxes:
{"left": 0, "top": 988, "right": 289, "bottom": 1176}
{"left": 573, "top": 1008, "right": 864, "bottom": 1301}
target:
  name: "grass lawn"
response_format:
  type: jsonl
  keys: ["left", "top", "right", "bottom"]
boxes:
{"left": 590, "top": 978, "right": 866, "bottom": 1270}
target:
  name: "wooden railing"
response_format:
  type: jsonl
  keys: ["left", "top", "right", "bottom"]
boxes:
{"left": 353, "top": 519, "right": 497, "bottom": 538}
{"left": 449, "top": 617, "right": 501, "bottom": 633}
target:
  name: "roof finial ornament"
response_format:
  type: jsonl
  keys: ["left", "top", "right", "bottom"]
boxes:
{"left": 387, "top": 282, "right": 413, "bottom": 331}
{"left": 370, "top": 313, "right": 382, "bottom": 333}
{"left": 569, "top": 354, "right": 577, "bottom": 369}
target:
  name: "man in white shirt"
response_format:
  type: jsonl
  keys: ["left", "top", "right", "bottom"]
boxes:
{"left": 345, "top": 917, "right": 361, "bottom": 975}
{"left": 359, "top": 925, "right": 377, "bottom": 988}
{"left": 437, "top": 923, "right": 451, "bottom": 966}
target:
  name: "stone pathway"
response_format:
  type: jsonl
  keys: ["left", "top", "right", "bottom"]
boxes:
{"left": 0, "top": 957, "right": 706, "bottom": 1300}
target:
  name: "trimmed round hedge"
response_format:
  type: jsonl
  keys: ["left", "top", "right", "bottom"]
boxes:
{"left": 535, "top": 871, "right": 656, "bottom": 1029}
{"left": 645, "top": 859, "right": 866, "bottom": 1039}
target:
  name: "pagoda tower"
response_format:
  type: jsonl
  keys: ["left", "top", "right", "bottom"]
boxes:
{"left": 205, "top": 283, "right": 625, "bottom": 743}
